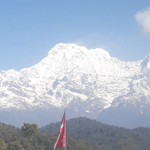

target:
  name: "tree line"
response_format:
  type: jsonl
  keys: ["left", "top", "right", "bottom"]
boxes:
{"left": 0, "top": 122, "right": 96, "bottom": 150}
{"left": 40, "top": 117, "right": 150, "bottom": 150}
{"left": 0, "top": 117, "right": 150, "bottom": 150}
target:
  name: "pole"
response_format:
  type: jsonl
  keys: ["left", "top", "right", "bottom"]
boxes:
{"left": 65, "top": 110, "right": 66, "bottom": 150}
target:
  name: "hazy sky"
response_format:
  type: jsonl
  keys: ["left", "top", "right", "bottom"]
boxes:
{"left": 0, "top": 0, "right": 150, "bottom": 71}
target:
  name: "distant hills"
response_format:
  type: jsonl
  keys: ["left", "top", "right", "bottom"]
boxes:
{"left": 40, "top": 117, "right": 150, "bottom": 150}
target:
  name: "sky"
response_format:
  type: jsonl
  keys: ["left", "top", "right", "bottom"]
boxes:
{"left": 0, "top": 0, "right": 150, "bottom": 71}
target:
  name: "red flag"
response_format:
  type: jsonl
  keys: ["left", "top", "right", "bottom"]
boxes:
{"left": 54, "top": 111, "right": 66, "bottom": 149}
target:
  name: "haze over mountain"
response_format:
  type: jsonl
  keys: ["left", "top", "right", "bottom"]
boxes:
{"left": 0, "top": 43, "right": 150, "bottom": 128}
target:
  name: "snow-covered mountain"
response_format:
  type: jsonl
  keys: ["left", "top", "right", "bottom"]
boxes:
{"left": 97, "top": 54, "right": 150, "bottom": 128}
{"left": 0, "top": 43, "right": 150, "bottom": 128}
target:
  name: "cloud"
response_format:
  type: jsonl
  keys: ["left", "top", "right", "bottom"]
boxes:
{"left": 135, "top": 7, "right": 150, "bottom": 34}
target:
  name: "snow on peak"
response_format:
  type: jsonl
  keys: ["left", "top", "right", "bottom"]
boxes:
{"left": 141, "top": 54, "right": 150, "bottom": 75}
{"left": 141, "top": 54, "right": 150, "bottom": 69}
{"left": 0, "top": 43, "right": 147, "bottom": 111}
{"left": 1, "top": 43, "right": 150, "bottom": 128}
{"left": 28, "top": 43, "right": 142, "bottom": 80}
{"left": 89, "top": 47, "right": 110, "bottom": 59}
{"left": 48, "top": 43, "right": 86, "bottom": 55}
{"left": 48, "top": 43, "right": 110, "bottom": 58}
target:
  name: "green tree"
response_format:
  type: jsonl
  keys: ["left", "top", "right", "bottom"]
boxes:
{"left": 7, "top": 142, "right": 24, "bottom": 150}
{"left": 21, "top": 123, "right": 39, "bottom": 138}
{"left": 0, "top": 139, "right": 7, "bottom": 150}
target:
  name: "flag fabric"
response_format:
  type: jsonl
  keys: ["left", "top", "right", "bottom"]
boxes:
{"left": 54, "top": 111, "right": 66, "bottom": 149}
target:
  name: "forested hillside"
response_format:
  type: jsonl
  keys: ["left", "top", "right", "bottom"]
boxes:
{"left": 0, "top": 122, "right": 96, "bottom": 150}
{"left": 0, "top": 117, "right": 150, "bottom": 150}
{"left": 41, "top": 117, "right": 150, "bottom": 150}
{"left": 133, "top": 127, "right": 150, "bottom": 137}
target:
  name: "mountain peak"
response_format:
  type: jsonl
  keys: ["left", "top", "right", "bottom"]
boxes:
{"left": 48, "top": 43, "right": 86, "bottom": 55}
{"left": 48, "top": 43, "right": 110, "bottom": 58}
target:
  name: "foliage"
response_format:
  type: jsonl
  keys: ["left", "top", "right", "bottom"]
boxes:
{"left": 0, "top": 139, "right": 7, "bottom": 150}
{"left": 0, "top": 122, "right": 22, "bottom": 144}
{"left": 40, "top": 117, "right": 150, "bottom": 150}
{"left": 21, "top": 123, "right": 39, "bottom": 137}
{"left": 0, "top": 121, "right": 96, "bottom": 150}
{"left": 133, "top": 126, "right": 150, "bottom": 137}
{"left": 7, "top": 142, "right": 25, "bottom": 150}
{"left": 0, "top": 118, "right": 150, "bottom": 150}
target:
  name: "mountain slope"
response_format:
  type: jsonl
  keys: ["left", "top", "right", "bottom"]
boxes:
{"left": 97, "top": 57, "right": 150, "bottom": 128}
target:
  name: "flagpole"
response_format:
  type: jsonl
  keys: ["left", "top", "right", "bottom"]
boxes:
{"left": 65, "top": 110, "right": 66, "bottom": 150}
{"left": 53, "top": 110, "right": 66, "bottom": 150}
